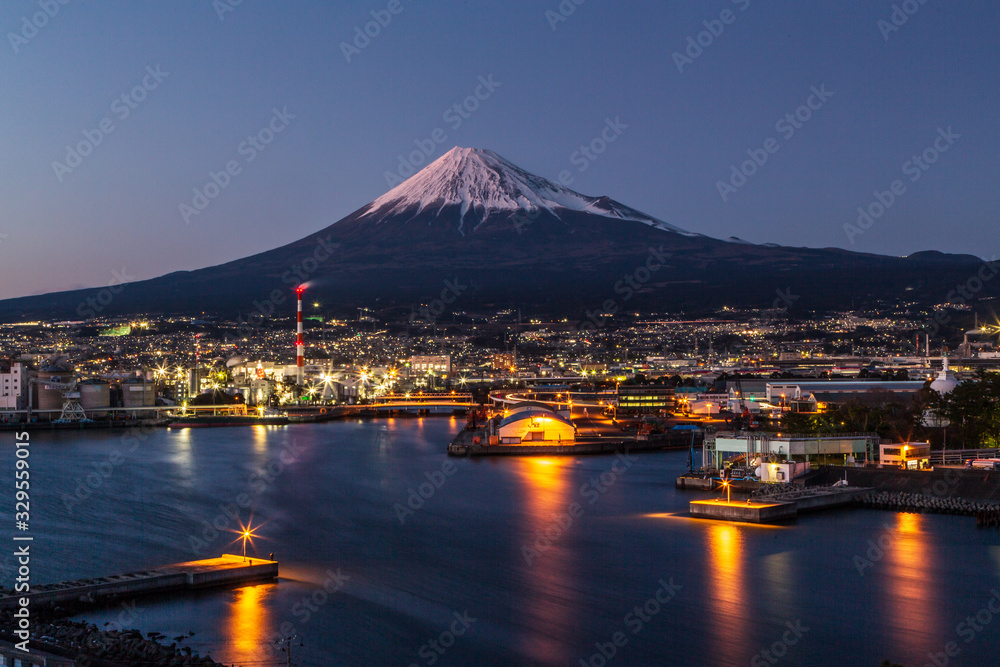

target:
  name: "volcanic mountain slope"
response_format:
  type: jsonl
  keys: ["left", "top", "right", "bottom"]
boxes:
{"left": 0, "top": 147, "right": 989, "bottom": 321}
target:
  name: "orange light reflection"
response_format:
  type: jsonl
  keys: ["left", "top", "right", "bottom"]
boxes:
{"left": 518, "top": 457, "right": 574, "bottom": 663}
{"left": 705, "top": 522, "right": 745, "bottom": 666}
{"left": 225, "top": 584, "right": 272, "bottom": 662}
{"left": 884, "top": 512, "right": 940, "bottom": 643}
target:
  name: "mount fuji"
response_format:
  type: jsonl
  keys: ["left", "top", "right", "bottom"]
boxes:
{"left": 0, "top": 147, "right": 989, "bottom": 321}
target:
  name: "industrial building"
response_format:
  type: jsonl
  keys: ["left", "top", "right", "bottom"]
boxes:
{"left": 708, "top": 432, "right": 880, "bottom": 470}
{"left": 616, "top": 384, "right": 675, "bottom": 414}
{"left": 765, "top": 379, "right": 928, "bottom": 412}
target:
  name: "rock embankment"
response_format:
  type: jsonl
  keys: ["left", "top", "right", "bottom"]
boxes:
{"left": 855, "top": 490, "right": 1000, "bottom": 528}
{"left": 2, "top": 617, "right": 223, "bottom": 666}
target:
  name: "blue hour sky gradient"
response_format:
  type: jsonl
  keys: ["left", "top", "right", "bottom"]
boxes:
{"left": 0, "top": 0, "right": 997, "bottom": 299}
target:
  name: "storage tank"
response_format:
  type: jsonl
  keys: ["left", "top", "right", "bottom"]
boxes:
{"left": 34, "top": 364, "right": 74, "bottom": 419}
{"left": 122, "top": 380, "right": 156, "bottom": 418}
{"left": 78, "top": 379, "right": 111, "bottom": 419}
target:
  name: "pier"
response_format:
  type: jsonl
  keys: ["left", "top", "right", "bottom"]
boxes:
{"left": 0, "top": 554, "right": 278, "bottom": 610}
{"left": 447, "top": 426, "right": 701, "bottom": 456}
{"left": 690, "top": 486, "right": 871, "bottom": 523}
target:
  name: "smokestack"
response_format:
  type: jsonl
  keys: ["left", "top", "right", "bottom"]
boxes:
{"left": 296, "top": 286, "right": 305, "bottom": 386}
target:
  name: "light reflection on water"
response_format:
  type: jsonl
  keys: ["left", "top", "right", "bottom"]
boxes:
{"left": 17, "top": 422, "right": 999, "bottom": 666}
{"left": 705, "top": 522, "right": 745, "bottom": 666}
{"left": 516, "top": 457, "right": 575, "bottom": 664}
{"left": 226, "top": 583, "right": 274, "bottom": 662}
{"left": 884, "top": 512, "right": 942, "bottom": 644}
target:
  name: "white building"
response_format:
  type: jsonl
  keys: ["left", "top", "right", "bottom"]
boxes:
{"left": 410, "top": 355, "right": 452, "bottom": 375}
{"left": 879, "top": 442, "right": 931, "bottom": 469}
{"left": 0, "top": 362, "right": 28, "bottom": 410}
{"left": 710, "top": 432, "right": 879, "bottom": 469}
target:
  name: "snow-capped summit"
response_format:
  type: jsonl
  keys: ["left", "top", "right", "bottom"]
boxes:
{"left": 362, "top": 147, "right": 695, "bottom": 236}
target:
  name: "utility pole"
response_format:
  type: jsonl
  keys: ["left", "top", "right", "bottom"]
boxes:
{"left": 274, "top": 634, "right": 300, "bottom": 666}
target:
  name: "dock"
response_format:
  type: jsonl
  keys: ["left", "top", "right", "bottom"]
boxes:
{"left": 0, "top": 554, "right": 278, "bottom": 610}
{"left": 448, "top": 427, "right": 702, "bottom": 457}
{"left": 690, "top": 486, "right": 871, "bottom": 523}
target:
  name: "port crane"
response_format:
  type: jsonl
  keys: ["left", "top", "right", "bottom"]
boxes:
{"left": 26, "top": 376, "right": 89, "bottom": 423}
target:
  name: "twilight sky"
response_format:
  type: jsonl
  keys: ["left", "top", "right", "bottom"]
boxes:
{"left": 1, "top": 0, "right": 997, "bottom": 300}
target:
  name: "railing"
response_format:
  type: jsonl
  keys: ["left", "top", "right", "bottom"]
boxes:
{"left": 716, "top": 431, "right": 881, "bottom": 440}
{"left": 930, "top": 448, "right": 1000, "bottom": 464}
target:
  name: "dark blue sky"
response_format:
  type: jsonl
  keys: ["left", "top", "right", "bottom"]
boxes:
{"left": 1, "top": 0, "right": 997, "bottom": 299}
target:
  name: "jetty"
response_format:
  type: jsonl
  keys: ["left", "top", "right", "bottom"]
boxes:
{"left": 447, "top": 426, "right": 702, "bottom": 457}
{"left": 0, "top": 554, "right": 277, "bottom": 610}
{"left": 690, "top": 486, "right": 871, "bottom": 523}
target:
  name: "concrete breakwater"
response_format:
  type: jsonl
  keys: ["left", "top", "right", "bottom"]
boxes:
{"left": 855, "top": 490, "right": 1000, "bottom": 523}
{"left": 0, "top": 554, "right": 278, "bottom": 611}
{"left": 690, "top": 487, "right": 871, "bottom": 523}
{"left": 807, "top": 466, "right": 1000, "bottom": 501}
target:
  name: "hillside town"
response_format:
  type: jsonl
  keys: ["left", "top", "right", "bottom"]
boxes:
{"left": 3, "top": 303, "right": 999, "bottom": 451}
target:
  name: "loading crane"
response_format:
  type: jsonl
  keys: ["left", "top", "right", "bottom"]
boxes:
{"left": 27, "top": 376, "right": 90, "bottom": 423}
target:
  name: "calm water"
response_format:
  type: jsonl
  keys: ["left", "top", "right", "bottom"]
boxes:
{"left": 3, "top": 419, "right": 1000, "bottom": 666}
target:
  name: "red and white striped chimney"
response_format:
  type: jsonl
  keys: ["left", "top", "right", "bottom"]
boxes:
{"left": 295, "top": 286, "right": 305, "bottom": 385}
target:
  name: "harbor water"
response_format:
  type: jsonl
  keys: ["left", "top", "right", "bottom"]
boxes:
{"left": 3, "top": 418, "right": 1000, "bottom": 666}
